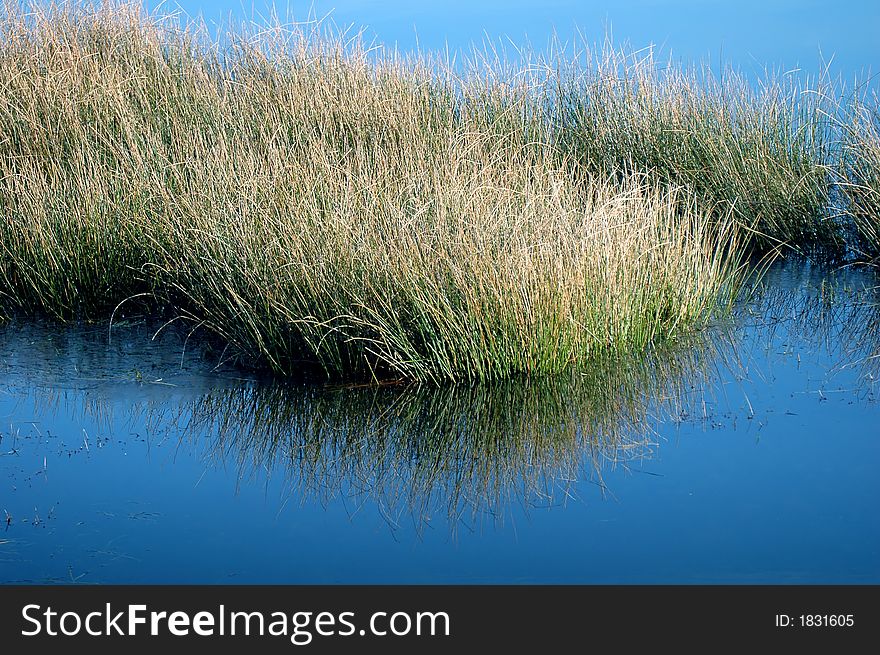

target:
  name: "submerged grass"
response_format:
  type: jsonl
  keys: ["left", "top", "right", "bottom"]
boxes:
{"left": 9, "top": 1, "right": 867, "bottom": 383}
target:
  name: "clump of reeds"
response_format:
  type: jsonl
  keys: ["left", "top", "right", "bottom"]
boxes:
{"left": 0, "top": 2, "right": 745, "bottom": 382}
{"left": 0, "top": 1, "right": 161, "bottom": 318}
{"left": 550, "top": 42, "right": 841, "bottom": 256}
{"left": 839, "top": 93, "right": 880, "bottom": 261}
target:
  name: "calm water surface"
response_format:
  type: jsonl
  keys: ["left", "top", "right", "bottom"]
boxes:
{"left": 0, "top": 262, "right": 877, "bottom": 583}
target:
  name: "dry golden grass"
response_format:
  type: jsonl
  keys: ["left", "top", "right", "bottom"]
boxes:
{"left": 549, "top": 41, "right": 841, "bottom": 256}
{"left": 839, "top": 93, "right": 880, "bottom": 261}
{"left": 0, "top": 2, "right": 746, "bottom": 382}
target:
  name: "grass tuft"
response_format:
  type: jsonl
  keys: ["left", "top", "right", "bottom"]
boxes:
{"left": 0, "top": 1, "right": 783, "bottom": 382}
{"left": 839, "top": 92, "right": 880, "bottom": 261}
{"left": 549, "top": 42, "right": 841, "bottom": 256}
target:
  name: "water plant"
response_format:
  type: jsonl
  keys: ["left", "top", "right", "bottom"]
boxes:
{"left": 0, "top": 2, "right": 748, "bottom": 382}
{"left": 550, "top": 42, "right": 841, "bottom": 256}
{"left": 839, "top": 92, "right": 880, "bottom": 261}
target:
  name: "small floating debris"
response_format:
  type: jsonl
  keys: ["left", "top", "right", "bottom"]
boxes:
{"left": 128, "top": 511, "right": 161, "bottom": 521}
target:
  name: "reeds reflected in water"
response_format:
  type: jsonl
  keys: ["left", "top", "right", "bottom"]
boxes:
{"left": 2, "top": 263, "right": 877, "bottom": 530}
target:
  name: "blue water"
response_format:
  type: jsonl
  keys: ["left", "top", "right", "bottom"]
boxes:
{"left": 1, "top": 262, "right": 877, "bottom": 583}
{"left": 147, "top": 1, "right": 880, "bottom": 77}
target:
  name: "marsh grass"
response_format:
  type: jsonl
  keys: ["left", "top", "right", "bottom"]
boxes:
{"left": 550, "top": 43, "right": 841, "bottom": 255}
{"left": 839, "top": 93, "right": 880, "bottom": 261}
{"left": 0, "top": 2, "right": 746, "bottom": 382}
{"left": 0, "top": 1, "right": 771, "bottom": 382}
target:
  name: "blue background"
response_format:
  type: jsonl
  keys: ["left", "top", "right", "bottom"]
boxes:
{"left": 147, "top": 1, "right": 880, "bottom": 76}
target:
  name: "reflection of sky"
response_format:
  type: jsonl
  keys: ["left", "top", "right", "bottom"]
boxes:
{"left": 145, "top": 1, "right": 880, "bottom": 76}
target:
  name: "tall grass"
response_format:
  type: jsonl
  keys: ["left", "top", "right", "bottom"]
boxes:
{"left": 1, "top": 2, "right": 746, "bottom": 382}
{"left": 839, "top": 93, "right": 880, "bottom": 261}
{"left": 550, "top": 43, "right": 841, "bottom": 255}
